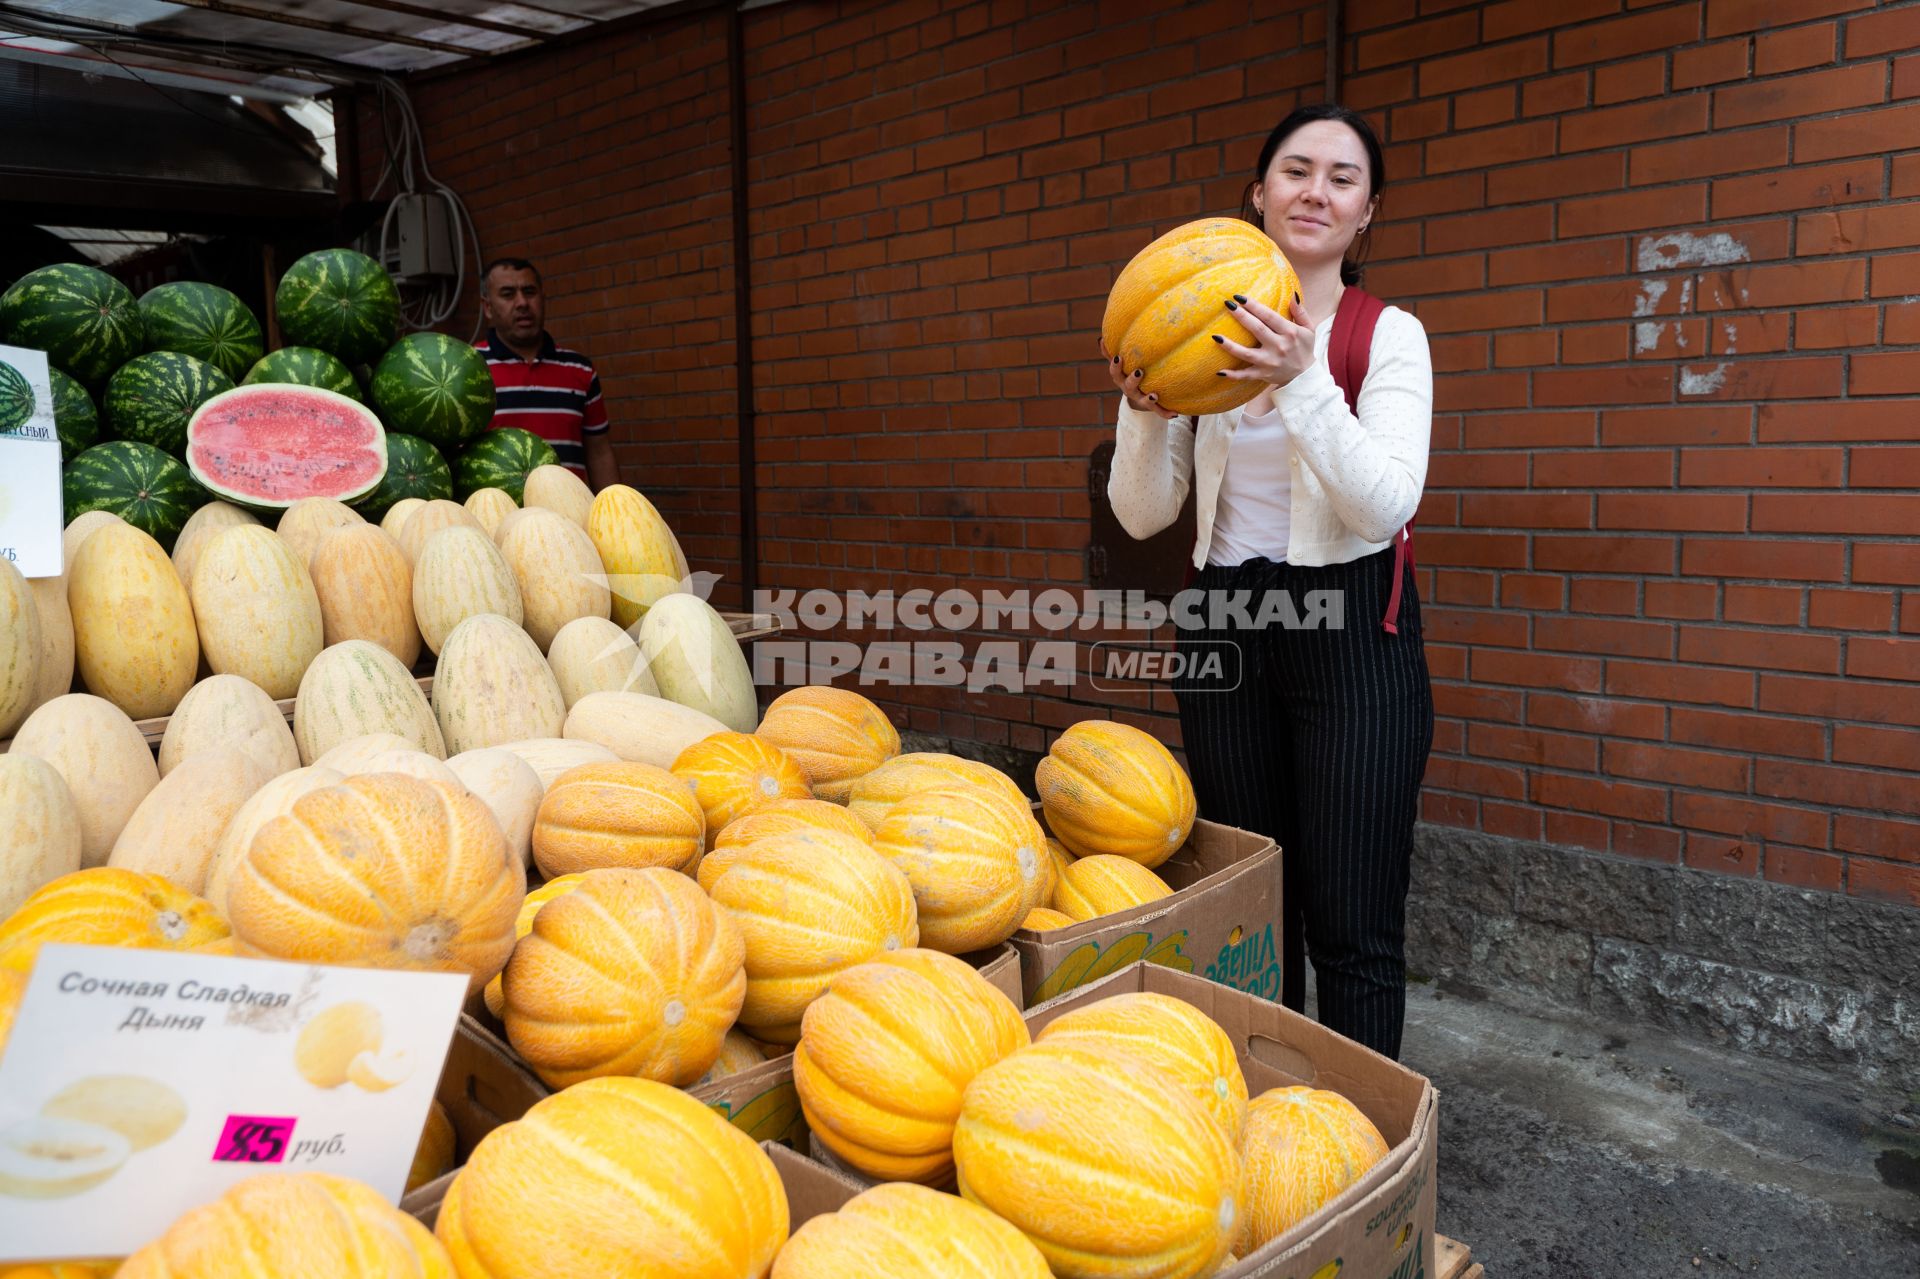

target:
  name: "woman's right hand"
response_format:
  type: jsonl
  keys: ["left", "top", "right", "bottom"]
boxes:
{"left": 1101, "top": 339, "right": 1178, "bottom": 420}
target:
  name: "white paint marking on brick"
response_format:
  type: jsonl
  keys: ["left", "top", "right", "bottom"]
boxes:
{"left": 1680, "top": 364, "right": 1731, "bottom": 396}
{"left": 1636, "top": 231, "right": 1752, "bottom": 272}
{"left": 1635, "top": 321, "right": 1666, "bottom": 353}
{"left": 1723, "top": 322, "right": 1738, "bottom": 355}
{"left": 1633, "top": 279, "right": 1668, "bottom": 318}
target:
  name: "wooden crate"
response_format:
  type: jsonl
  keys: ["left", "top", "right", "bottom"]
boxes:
{"left": 1437, "top": 1235, "right": 1482, "bottom": 1279}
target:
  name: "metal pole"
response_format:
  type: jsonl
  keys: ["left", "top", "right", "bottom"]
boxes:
{"left": 1326, "top": 0, "right": 1342, "bottom": 103}
{"left": 727, "top": 2, "right": 758, "bottom": 611}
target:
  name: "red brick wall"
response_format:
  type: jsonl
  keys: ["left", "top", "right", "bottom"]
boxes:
{"left": 364, "top": 0, "right": 1920, "bottom": 910}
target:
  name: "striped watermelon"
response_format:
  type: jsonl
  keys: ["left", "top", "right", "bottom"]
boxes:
{"left": 63, "top": 439, "right": 210, "bottom": 548}
{"left": 103, "top": 351, "right": 234, "bottom": 456}
{"left": 351, "top": 432, "right": 450, "bottom": 519}
{"left": 454, "top": 427, "right": 556, "bottom": 503}
{"left": 0, "top": 263, "right": 144, "bottom": 384}
{"left": 244, "top": 346, "right": 363, "bottom": 401}
{"left": 369, "top": 332, "right": 496, "bottom": 451}
{"left": 50, "top": 368, "right": 99, "bottom": 461}
{"left": 139, "top": 282, "right": 264, "bottom": 382}
{"left": 185, "top": 383, "right": 388, "bottom": 511}
{"left": 274, "top": 249, "right": 399, "bottom": 365}
{"left": 0, "top": 359, "right": 32, "bottom": 436}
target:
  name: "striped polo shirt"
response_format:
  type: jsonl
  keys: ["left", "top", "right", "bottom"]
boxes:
{"left": 474, "top": 329, "right": 608, "bottom": 476}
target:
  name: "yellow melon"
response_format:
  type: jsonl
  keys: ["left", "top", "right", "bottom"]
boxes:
{"left": 873, "top": 785, "right": 1052, "bottom": 954}
{"left": 1237, "top": 1086, "right": 1391, "bottom": 1256}
{"left": 462, "top": 487, "right": 517, "bottom": 539}
{"left": 1036, "top": 720, "right": 1197, "bottom": 868}
{"left": 396, "top": 498, "right": 482, "bottom": 566}
{"left": 224, "top": 773, "right": 523, "bottom": 998}
{"left": 158, "top": 673, "right": 301, "bottom": 779}
{"left": 694, "top": 827, "right": 874, "bottom": 896}
{"left": 115, "top": 1171, "right": 452, "bottom": 1277}
{"left": 188, "top": 524, "right": 325, "bottom": 700}
{"left": 522, "top": 464, "right": 593, "bottom": 526}
{"left": 379, "top": 496, "right": 426, "bottom": 542}
{"left": 672, "top": 731, "right": 812, "bottom": 850}
{"left": 1101, "top": 215, "right": 1301, "bottom": 416}
{"left": 274, "top": 497, "right": 364, "bottom": 569}
{"left": 773, "top": 1181, "right": 1051, "bottom": 1279}
{"left": 847, "top": 751, "right": 1027, "bottom": 832}
{"left": 201, "top": 765, "right": 344, "bottom": 915}
{"left": 0, "top": 867, "right": 227, "bottom": 961}
{"left": 585, "top": 483, "right": 689, "bottom": 628}
{"left": 24, "top": 573, "right": 73, "bottom": 719}
{"left": 547, "top": 616, "right": 653, "bottom": 705}
{"left": 406, "top": 1099, "right": 457, "bottom": 1195}
{"left": 1053, "top": 854, "right": 1174, "bottom": 921}
{"left": 954, "top": 1040, "right": 1242, "bottom": 1279}
{"left": 68, "top": 521, "right": 197, "bottom": 719}
{"left": 498, "top": 507, "right": 610, "bottom": 651}
{"left": 702, "top": 831, "right": 919, "bottom": 1044}
{"left": 8, "top": 693, "right": 158, "bottom": 868}
{"left": 480, "top": 872, "right": 587, "bottom": 1019}
{"left": 501, "top": 867, "right": 746, "bottom": 1088}
{"left": 714, "top": 797, "right": 874, "bottom": 851}
{"left": 309, "top": 523, "right": 421, "bottom": 669}
{"left": 435, "top": 1077, "right": 788, "bottom": 1278}
{"left": 1021, "top": 907, "right": 1074, "bottom": 931}
{"left": 794, "top": 947, "right": 1027, "bottom": 1184}
{"left": 1035, "top": 992, "right": 1248, "bottom": 1141}
{"left": 167, "top": 501, "right": 255, "bottom": 586}
{"left": 0, "top": 755, "right": 82, "bottom": 919}
{"left": 107, "top": 746, "right": 273, "bottom": 895}
{"left": 693, "top": 1029, "right": 766, "bottom": 1085}
{"left": 0, "top": 557, "right": 42, "bottom": 738}
{"left": 753, "top": 685, "right": 901, "bottom": 803}
{"left": 413, "top": 526, "right": 523, "bottom": 656}
{"left": 530, "top": 760, "right": 705, "bottom": 878}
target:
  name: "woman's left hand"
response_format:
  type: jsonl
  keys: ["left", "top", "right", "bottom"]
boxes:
{"left": 1216, "top": 294, "right": 1315, "bottom": 389}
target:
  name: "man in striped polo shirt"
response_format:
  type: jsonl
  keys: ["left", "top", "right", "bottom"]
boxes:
{"left": 476, "top": 258, "right": 617, "bottom": 490}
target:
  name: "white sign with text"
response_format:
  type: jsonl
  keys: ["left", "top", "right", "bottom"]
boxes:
{"left": 0, "top": 344, "right": 63, "bottom": 579}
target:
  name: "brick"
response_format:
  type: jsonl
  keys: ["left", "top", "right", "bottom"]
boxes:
{"left": 1672, "top": 706, "right": 1826, "bottom": 758}
{"left": 1706, "top": 0, "right": 1872, "bottom": 38}
{"left": 1555, "top": 6, "right": 1701, "bottom": 67}
{"left": 1672, "top": 792, "right": 1829, "bottom": 848}
{"left": 1563, "top": 323, "right": 1630, "bottom": 363}
{"left": 1561, "top": 184, "right": 1709, "bottom": 236}
{"left": 1615, "top": 822, "right": 1685, "bottom": 864}
{"left": 1846, "top": 637, "right": 1920, "bottom": 682}
{"left": 1714, "top": 63, "right": 1884, "bottom": 128}
{"left": 1484, "top": 0, "right": 1620, "bottom": 42}
{"left": 1570, "top": 577, "right": 1642, "bottom": 614}
{"left": 1357, "top": 10, "right": 1480, "bottom": 71}
{"left": 1714, "top": 158, "right": 1882, "bottom": 218}
{"left": 1709, "top": 313, "right": 1791, "bottom": 356}
{"left": 1673, "top": 37, "right": 1750, "bottom": 90}
{"left": 1470, "top": 724, "right": 1600, "bottom": 771}
{"left": 1850, "top": 446, "right": 1920, "bottom": 488}
{"left": 1455, "top": 86, "right": 1518, "bottom": 131}
{"left": 1537, "top": 365, "right": 1676, "bottom": 405}
{"left": 1528, "top": 691, "right": 1667, "bottom": 740}
{"left": 1424, "top": 791, "right": 1480, "bottom": 827}
{"left": 1753, "top": 22, "right": 1836, "bottom": 76}
{"left": 1523, "top": 71, "right": 1591, "bottom": 117}
{"left": 1409, "top": 530, "right": 1530, "bottom": 568}
{"left": 1426, "top": 756, "right": 1529, "bottom": 801}
{"left": 1677, "top": 624, "right": 1841, "bottom": 674}
{"left": 1887, "top": 303, "right": 1920, "bottom": 346}
{"left": 1535, "top": 534, "right": 1676, "bottom": 574}
{"left": 1533, "top": 449, "right": 1673, "bottom": 487}
{"left": 1601, "top": 406, "right": 1752, "bottom": 446}
{"left": 1765, "top": 847, "right": 1844, "bottom": 892}
{"left": 1427, "top": 205, "right": 1555, "bottom": 254}
{"left": 1532, "top": 773, "right": 1668, "bottom": 823}
{"left": 1390, "top": 98, "right": 1452, "bottom": 141}
{"left": 1834, "top": 724, "right": 1920, "bottom": 774}
{"left": 1849, "top": 861, "right": 1920, "bottom": 907}
{"left": 1855, "top": 546, "right": 1920, "bottom": 586}
{"left": 1594, "top": 55, "right": 1667, "bottom": 106}
{"left": 1760, "top": 758, "right": 1920, "bottom": 818}
{"left": 1628, "top": 124, "right": 1789, "bottom": 184}
{"left": 1685, "top": 834, "right": 1760, "bottom": 877}
{"left": 1488, "top": 152, "right": 1628, "bottom": 205}
{"left": 1759, "top": 672, "right": 1920, "bottom": 725}
{"left": 1646, "top": 580, "right": 1718, "bottom": 618}
{"left": 1608, "top": 741, "right": 1750, "bottom": 792}
{"left": 1547, "top": 278, "right": 1682, "bottom": 323}
{"left": 1546, "top": 809, "right": 1613, "bottom": 853}
{"left": 1795, "top": 305, "right": 1878, "bottom": 349}
{"left": 1493, "top": 330, "right": 1558, "bottom": 367}
{"left": 1597, "top": 493, "right": 1747, "bottom": 532}
{"left": 1536, "top": 615, "right": 1673, "bottom": 659}
{"left": 1757, "top": 400, "right": 1920, "bottom": 441}
{"left": 1501, "top": 573, "right": 1566, "bottom": 610}
{"left": 1678, "top": 446, "right": 1843, "bottom": 488}
{"left": 1833, "top": 813, "right": 1920, "bottom": 862}
{"left": 1425, "top": 607, "right": 1530, "bottom": 648}
{"left": 1722, "top": 583, "right": 1802, "bottom": 625}
{"left": 1845, "top": 5, "right": 1920, "bottom": 57}
{"left": 1605, "top": 659, "right": 1754, "bottom": 707}
{"left": 1466, "top": 411, "right": 1599, "bottom": 449}
{"left": 1483, "top": 802, "right": 1545, "bottom": 841}
{"left": 1752, "top": 493, "right": 1920, "bottom": 535}
{"left": 1426, "top": 119, "right": 1558, "bottom": 174}
{"left": 1418, "top": 37, "right": 1554, "bottom": 97}
{"left": 1469, "top": 648, "right": 1605, "bottom": 693}
{"left": 1461, "top": 492, "right": 1593, "bottom": 529}
{"left": 1802, "top": 102, "right": 1920, "bottom": 167}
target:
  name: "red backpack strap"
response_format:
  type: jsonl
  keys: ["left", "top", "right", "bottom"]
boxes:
{"left": 1329, "top": 288, "right": 1412, "bottom": 634}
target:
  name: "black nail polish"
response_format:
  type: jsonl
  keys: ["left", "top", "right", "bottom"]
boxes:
{"left": 1233, "top": 294, "right": 1247, "bottom": 303}
{"left": 1211, "top": 334, "right": 1225, "bottom": 343}
{"left": 1134, "top": 369, "right": 1143, "bottom": 379}
{"left": 1224, "top": 300, "right": 1238, "bottom": 311}
{"left": 1214, "top": 370, "right": 1225, "bottom": 376}
{"left": 1294, "top": 291, "right": 1302, "bottom": 305}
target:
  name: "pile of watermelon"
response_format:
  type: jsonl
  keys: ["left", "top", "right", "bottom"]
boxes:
{"left": 0, "top": 249, "right": 554, "bottom": 549}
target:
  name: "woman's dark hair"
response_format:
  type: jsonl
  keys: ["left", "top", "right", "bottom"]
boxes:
{"left": 1240, "top": 104, "right": 1385, "bottom": 286}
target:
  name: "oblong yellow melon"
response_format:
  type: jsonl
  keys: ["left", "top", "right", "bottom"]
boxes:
{"left": 754, "top": 685, "right": 901, "bottom": 804}
{"left": 0, "top": 558, "right": 43, "bottom": 738}
{"left": 8, "top": 693, "right": 158, "bottom": 867}
{"left": 1053, "top": 854, "right": 1175, "bottom": 922}
{"left": 523, "top": 463, "right": 593, "bottom": 526}
{"left": 491, "top": 737, "right": 619, "bottom": 792}
{"left": 446, "top": 748, "right": 543, "bottom": 868}
{"left": 435, "top": 1077, "right": 788, "bottom": 1278}
{"left": 309, "top": 523, "right": 421, "bottom": 669}
{"left": 847, "top": 752, "right": 1027, "bottom": 832}
{"left": 407, "top": 1100, "right": 457, "bottom": 1195}
{"left": 714, "top": 797, "right": 874, "bottom": 851}
{"left": 547, "top": 616, "right": 655, "bottom": 705}
{"left": 1237, "top": 1086, "right": 1391, "bottom": 1257}
{"left": 62, "top": 509, "right": 124, "bottom": 574}
{"left": 158, "top": 674, "right": 300, "bottom": 778}
{"left": 637, "top": 594, "right": 756, "bottom": 732}
{"left": 585, "top": 483, "right": 688, "bottom": 628}
{"left": 498, "top": 507, "right": 609, "bottom": 650}
{"left": 463, "top": 486, "right": 517, "bottom": 539}
{"left": 773, "top": 1181, "right": 1051, "bottom": 1279}
{"left": 432, "top": 614, "right": 566, "bottom": 755}
{"left": 794, "top": 948, "right": 1028, "bottom": 1184}
{"left": 294, "top": 639, "right": 444, "bottom": 763}
{"left": 340, "top": 749, "right": 461, "bottom": 787}
{"left": 188, "top": 525, "right": 325, "bottom": 700}
{"left": 201, "top": 765, "right": 344, "bottom": 914}
{"left": 954, "top": 1039, "right": 1243, "bottom": 1279}
{"left": 274, "top": 497, "right": 363, "bottom": 569}
{"left": 396, "top": 497, "right": 482, "bottom": 566}
{"left": 313, "top": 732, "right": 412, "bottom": 774}
{"left": 68, "top": 521, "right": 197, "bottom": 719}
{"left": 873, "top": 785, "right": 1051, "bottom": 954}
{"left": 564, "top": 690, "right": 725, "bottom": 769}
{"left": 1035, "top": 992, "right": 1249, "bottom": 1141}
{"left": 501, "top": 867, "right": 746, "bottom": 1088}
{"left": 1036, "top": 720, "right": 1196, "bottom": 868}
{"left": 107, "top": 746, "right": 273, "bottom": 895}
{"left": 25, "top": 573, "right": 74, "bottom": 718}
{"left": 378, "top": 496, "right": 426, "bottom": 542}
{"left": 167, "top": 501, "right": 255, "bottom": 586}
{"left": 0, "top": 755, "right": 83, "bottom": 918}
{"left": 1022, "top": 907, "right": 1074, "bottom": 931}
{"left": 531, "top": 761, "right": 705, "bottom": 878}
{"left": 413, "top": 525, "right": 523, "bottom": 656}
{"left": 694, "top": 1029, "right": 765, "bottom": 1086}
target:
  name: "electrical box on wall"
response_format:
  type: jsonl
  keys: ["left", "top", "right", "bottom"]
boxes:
{"left": 384, "top": 192, "right": 456, "bottom": 280}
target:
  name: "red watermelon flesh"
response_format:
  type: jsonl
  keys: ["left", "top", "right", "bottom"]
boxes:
{"left": 185, "top": 383, "right": 388, "bottom": 510}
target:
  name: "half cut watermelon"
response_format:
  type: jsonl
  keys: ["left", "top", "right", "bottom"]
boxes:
{"left": 185, "top": 384, "right": 388, "bottom": 510}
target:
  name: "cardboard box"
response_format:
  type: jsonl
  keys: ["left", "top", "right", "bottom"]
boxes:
{"left": 400, "top": 1014, "right": 550, "bottom": 1222}
{"left": 1025, "top": 963, "right": 1437, "bottom": 1279}
{"left": 1012, "top": 815, "right": 1280, "bottom": 1008}
{"left": 689, "top": 942, "right": 1022, "bottom": 1149}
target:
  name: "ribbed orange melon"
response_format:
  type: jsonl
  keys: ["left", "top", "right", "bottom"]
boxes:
{"left": 702, "top": 830, "right": 919, "bottom": 1044}
{"left": 714, "top": 797, "right": 874, "bottom": 851}
{"left": 1101, "top": 216, "right": 1301, "bottom": 416}
{"left": 116, "top": 1172, "right": 451, "bottom": 1278}
{"left": 435, "top": 1076, "right": 788, "bottom": 1278}
{"left": 1036, "top": 720, "right": 1196, "bottom": 868}
{"left": 954, "top": 1040, "right": 1243, "bottom": 1279}
{"left": 1053, "top": 854, "right": 1174, "bottom": 921}
{"left": 224, "top": 774, "right": 523, "bottom": 997}
{"left": 772, "top": 1181, "right": 1051, "bottom": 1279}
{"left": 1021, "top": 907, "right": 1075, "bottom": 931}
{"left": 873, "top": 785, "right": 1052, "bottom": 954}
{"left": 501, "top": 867, "right": 745, "bottom": 1089}
{"left": 794, "top": 947, "right": 1027, "bottom": 1184}
{"left": 1035, "top": 992, "right": 1248, "bottom": 1141}
{"left": 529, "top": 760, "right": 705, "bottom": 878}
{"left": 480, "top": 872, "right": 587, "bottom": 1019}
{"left": 1237, "top": 1086, "right": 1391, "bottom": 1256}
{"left": 695, "top": 827, "right": 874, "bottom": 896}
{"left": 753, "top": 686, "right": 900, "bottom": 804}
{"left": 672, "top": 731, "right": 811, "bottom": 849}
{"left": 0, "top": 867, "right": 227, "bottom": 961}
{"left": 847, "top": 751, "right": 1027, "bottom": 832}
{"left": 1047, "top": 836, "right": 1075, "bottom": 882}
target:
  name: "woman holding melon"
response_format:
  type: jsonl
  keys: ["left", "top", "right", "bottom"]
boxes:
{"left": 1104, "top": 105, "right": 1434, "bottom": 1059}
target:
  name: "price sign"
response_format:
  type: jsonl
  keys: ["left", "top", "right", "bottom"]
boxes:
{"left": 0, "top": 344, "right": 64, "bottom": 578}
{"left": 0, "top": 945, "right": 467, "bottom": 1262}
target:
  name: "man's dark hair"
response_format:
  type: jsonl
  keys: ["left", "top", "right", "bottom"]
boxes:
{"left": 483, "top": 258, "right": 541, "bottom": 289}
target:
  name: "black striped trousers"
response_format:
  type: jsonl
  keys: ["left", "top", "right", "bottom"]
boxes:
{"left": 1172, "top": 545, "right": 1434, "bottom": 1059}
